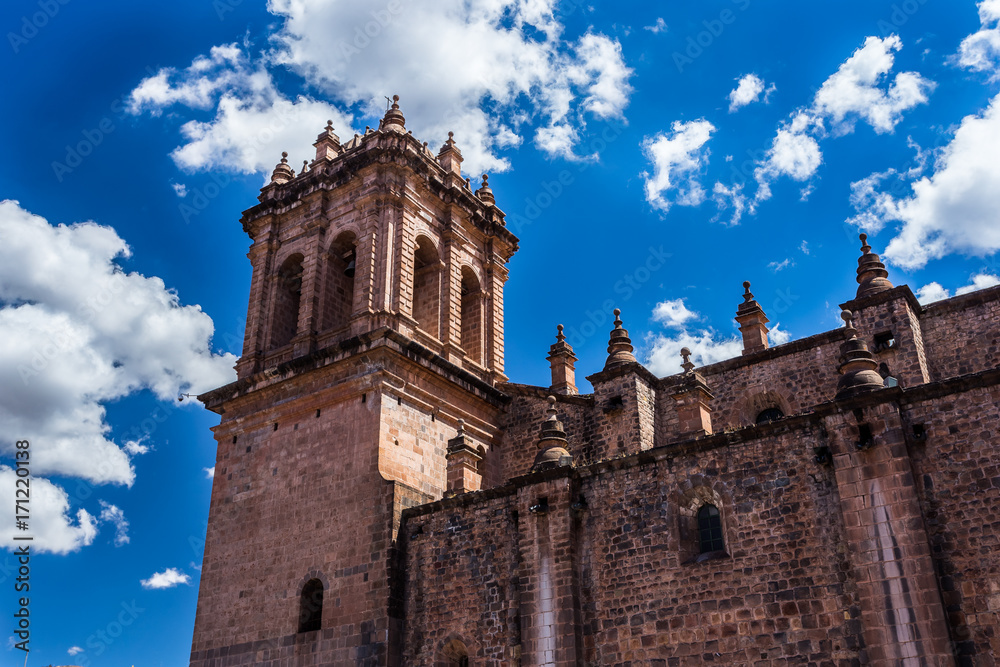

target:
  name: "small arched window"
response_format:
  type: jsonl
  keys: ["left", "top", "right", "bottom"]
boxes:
{"left": 460, "top": 267, "right": 482, "bottom": 364}
{"left": 413, "top": 236, "right": 441, "bottom": 339}
{"left": 298, "top": 578, "right": 323, "bottom": 633}
{"left": 697, "top": 504, "right": 724, "bottom": 554}
{"left": 270, "top": 255, "right": 304, "bottom": 350}
{"left": 755, "top": 407, "right": 784, "bottom": 424}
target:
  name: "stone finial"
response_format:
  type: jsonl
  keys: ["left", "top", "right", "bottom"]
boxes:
{"left": 855, "top": 233, "right": 893, "bottom": 299}
{"left": 476, "top": 173, "right": 496, "bottom": 205}
{"left": 532, "top": 396, "right": 573, "bottom": 471}
{"left": 604, "top": 309, "right": 637, "bottom": 371}
{"left": 270, "top": 151, "right": 294, "bottom": 185}
{"left": 548, "top": 324, "right": 579, "bottom": 395}
{"left": 835, "top": 309, "right": 885, "bottom": 399}
{"left": 735, "top": 280, "right": 770, "bottom": 355}
{"left": 446, "top": 418, "right": 482, "bottom": 495}
{"left": 313, "top": 120, "right": 341, "bottom": 163}
{"left": 680, "top": 347, "right": 695, "bottom": 374}
{"left": 671, "top": 365, "right": 714, "bottom": 438}
{"left": 438, "top": 131, "right": 464, "bottom": 176}
{"left": 382, "top": 94, "right": 406, "bottom": 132}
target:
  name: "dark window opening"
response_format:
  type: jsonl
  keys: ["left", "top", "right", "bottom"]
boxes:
{"left": 912, "top": 424, "right": 927, "bottom": 441}
{"left": 698, "top": 504, "right": 724, "bottom": 553}
{"left": 856, "top": 423, "right": 875, "bottom": 450}
{"left": 755, "top": 407, "right": 784, "bottom": 424}
{"left": 873, "top": 331, "right": 896, "bottom": 352}
{"left": 298, "top": 578, "right": 324, "bottom": 633}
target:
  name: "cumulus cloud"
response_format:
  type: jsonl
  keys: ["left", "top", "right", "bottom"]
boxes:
{"left": 915, "top": 273, "right": 1000, "bottom": 304}
{"left": 140, "top": 567, "right": 191, "bottom": 590}
{"left": 68, "top": 646, "right": 84, "bottom": 656}
{"left": 98, "top": 501, "right": 130, "bottom": 547}
{"left": 710, "top": 182, "right": 747, "bottom": 226}
{"left": 769, "top": 323, "right": 792, "bottom": 346}
{"left": 728, "top": 74, "right": 774, "bottom": 112}
{"left": 644, "top": 297, "right": 794, "bottom": 376}
{"left": 848, "top": 93, "right": 1000, "bottom": 268}
{"left": 651, "top": 299, "right": 697, "bottom": 328}
{"left": 0, "top": 201, "right": 235, "bottom": 554}
{"left": 0, "top": 201, "right": 236, "bottom": 486}
{"left": 0, "top": 467, "right": 96, "bottom": 554}
{"left": 641, "top": 119, "right": 715, "bottom": 213}
{"left": 645, "top": 329, "right": 743, "bottom": 377}
{"left": 204, "top": 466, "right": 215, "bottom": 479}
{"left": 131, "top": 1, "right": 633, "bottom": 176}
{"left": 957, "top": 0, "right": 1000, "bottom": 75}
{"left": 749, "top": 35, "right": 932, "bottom": 211}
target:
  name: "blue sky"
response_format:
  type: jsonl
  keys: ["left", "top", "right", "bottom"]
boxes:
{"left": 2, "top": 0, "right": 1000, "bottom": 663}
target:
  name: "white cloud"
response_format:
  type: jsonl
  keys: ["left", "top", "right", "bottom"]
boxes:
{"left": 0, "top": 467, "right": 96, "bottom": 555}
{"left": 98, "top": 501, "right": 130, "bottom": 547}
{"left": 0, "top": 201, "right": 236, "bottom": 487}
{"left": 651, "top": 299, "right": 697, "bottom": 328}
{"left": 123, "top": 438, "right": 151, "bottom": 456}
{"left": 710, "top": 182, "right": 746, "bottom": 226}
{"left": 956, "top": 272, "right": 1000, "bottom": 294}
{"left": 644, "top": 18, "right": 667, "bottom": 34}
{"left": 645, "top": 329, "right": 743, "bottom": 377}
{"left": 750, "top": 35, "right": 932, "bottom": 210}
{"left": 915, "top": 282, "right": 950, "bottom": 304}
{"left": 957, "top": 0, "right": 1000, "bottom": 74}
{"left": 0, "top": 201, "right": 235, "bottom": 556}
{"left": 812, "top": 35, "right": 933, "bottom": 135}
{"left": 728, "top": 74, "right": 774, "bottom": 113}
{"left": 916, "top": 273, "right": 1000, "bottom": 303}
{"left": 769, "top": 323, "right": 792, "bottom": 346}
{"left": 132, "top": 2, "right": 633, "bottom": 176}
{"left": 68, "top": 646, "right": 84, "bottom": 656}
{"left": 171, "top": 183, "right": 187, "bottom": 198}
{"left": 848, "top": 93, "right": 1000, "bottom": 268}
{"left": 140, "top": 567, "right": 191, "bottom": 590}
{"left": 800, "top": 240, "right": 810, "bottom": 255}
{"left": 768, "top": 258, "right": 793, "bottom": 272}
{"left": 204, "top": 466, "right": 215, "bottom": 479}
{"left": 641, "top": 119, "right": 715, "bottom": 213}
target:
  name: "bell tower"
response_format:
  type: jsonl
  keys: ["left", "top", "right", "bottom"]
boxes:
{"left": 190, "top": 97, "right": 518, "bottom": 667}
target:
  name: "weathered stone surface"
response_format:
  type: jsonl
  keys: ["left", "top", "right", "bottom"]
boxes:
{"left": 192, "top": 110, "right": 1000, "bottom": 666}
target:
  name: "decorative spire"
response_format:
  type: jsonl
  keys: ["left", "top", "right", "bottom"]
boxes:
{"left": 835, "top": 309, "right": 886, "bottom": 399}
{"left": 382, "top": 94, "right": 406, "bottom": 132}
{"left": 855, "top": 233, "right": 893, "bottom": 299}
{"left": 312, "top": 120, "right": 341, "bottom": 163}
{"left": 735, "top": 280, "right": 770, "bottom": 355}
{"left": 680, "top": 347, "right": 695, "bottom": 374}
{"left": 532, "top": 396, "right": 573, "bottom": 471}
{"left": 604, "top": 309, "right": 637, "bottom": 370}
{"left": 270, "top": 151, "right": 294, "bottom": 185}
{"left": 476, "top": 173, "right": 495, "bottom": 205}
{"left": 547, "top": 324, "right": 579, "bottom": 395}
{"left": 438, "top": 131, "right": 464, "bottom": 176}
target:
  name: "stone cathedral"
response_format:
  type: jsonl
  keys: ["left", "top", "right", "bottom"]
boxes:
{"left": 191, "top": 98, "right": 1000, "bottom": 666}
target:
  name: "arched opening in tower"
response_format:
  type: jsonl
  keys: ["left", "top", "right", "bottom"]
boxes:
{"left": 322, "top": 231, "right": 357, "bottom": 334}
{"left": 460, "top": 266, "right": 482, "bottom": 364}
{"left": 270, "top": 254, "right": 303, "bottom": 350}
{"left": 413, "top": 236, "right": 441, "bottom": 339}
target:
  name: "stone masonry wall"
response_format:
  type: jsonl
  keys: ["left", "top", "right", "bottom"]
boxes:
{"left": 920, "top": 286, "right": 1000, "bottom": 382}
{"left": 402, "top": 421, "right": 870, "bottom": 665}
{"left": 906, "top": 381, "right": 1000, "bottom": 663}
